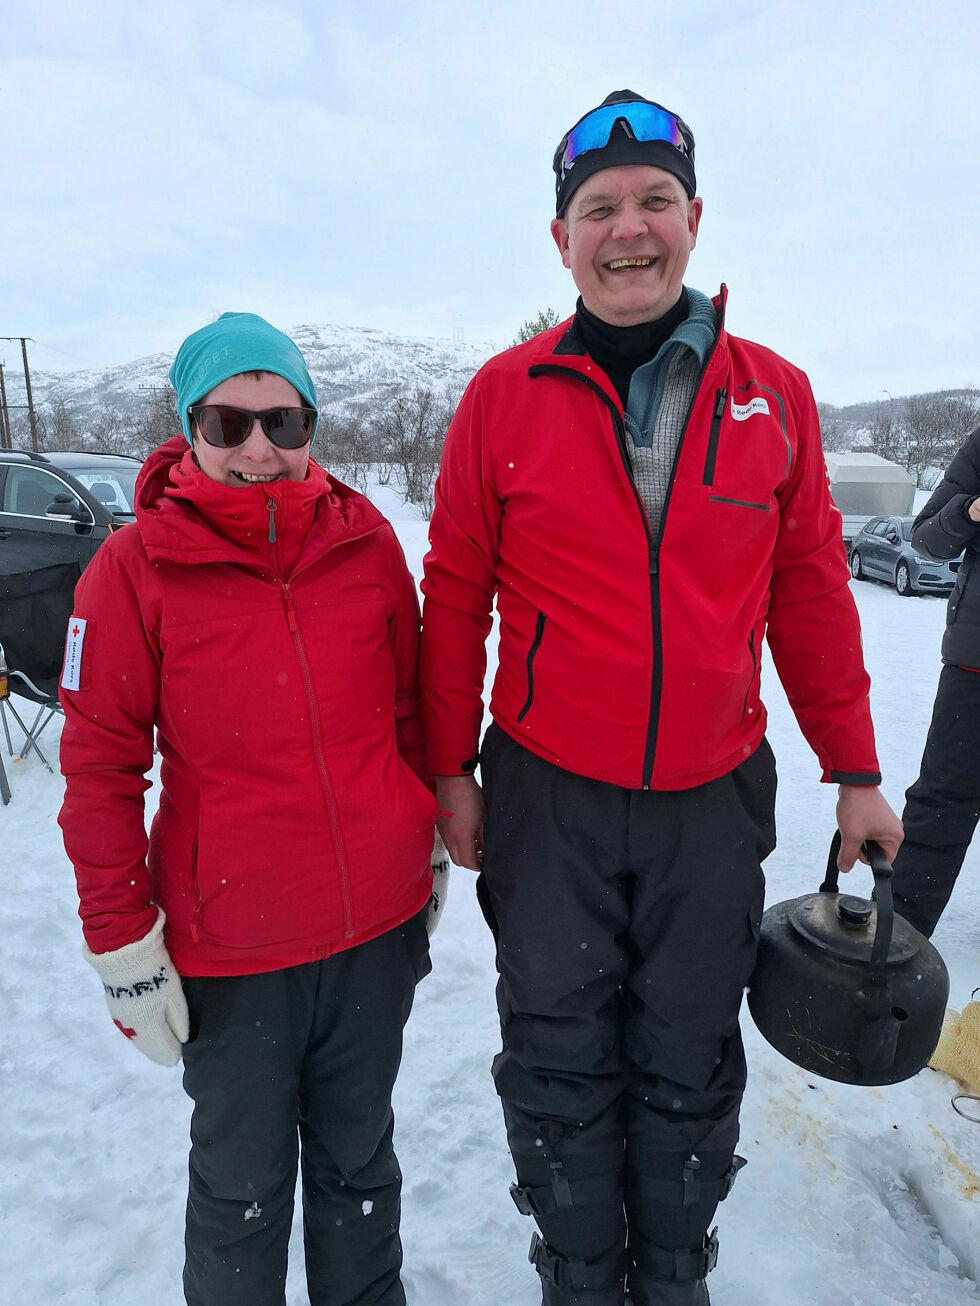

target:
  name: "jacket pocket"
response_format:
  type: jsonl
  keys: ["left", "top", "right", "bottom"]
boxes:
{"left": 947, "top": 559, "right": 971, "bottom": 626}
{"left": 740, "top": 629, "right": 759, "bottom": 724}
{"left": 516, "top": 611, "right": 547, "bottom": 723}
{"left": 703, "top": 385, "right": 788, "bottom": 511}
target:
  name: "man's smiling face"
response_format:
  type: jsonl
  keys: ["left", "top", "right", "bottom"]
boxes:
{"left": 551, "top": 164, "right": 702, "bottom": 327}
{"left": 190, "top": 372, "right": 310, "bottom": 487}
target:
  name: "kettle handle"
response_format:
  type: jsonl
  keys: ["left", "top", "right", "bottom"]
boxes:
{"left": 820, "top": 832, "right": 895, "bottom": 970}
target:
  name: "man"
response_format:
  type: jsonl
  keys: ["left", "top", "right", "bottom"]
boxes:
{"left": 891, "top": 423, "right": 980, "bottom": 937}
{"left": 421, "top": 92, "right": 902, "bottom": 1305}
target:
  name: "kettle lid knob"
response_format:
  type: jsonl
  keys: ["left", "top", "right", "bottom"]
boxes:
{"left": 837, "top": 895, "right": 873, "bottom": 927}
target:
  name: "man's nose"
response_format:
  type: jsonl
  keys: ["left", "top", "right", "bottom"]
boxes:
{"left": 611, "top": 206, "right": 648, "bottom": 239}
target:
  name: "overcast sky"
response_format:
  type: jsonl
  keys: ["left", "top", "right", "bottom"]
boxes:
{"left": 3, "top": 0, "right": 977, "bottom": 406}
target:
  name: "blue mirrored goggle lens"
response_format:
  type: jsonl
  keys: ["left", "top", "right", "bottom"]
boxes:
{"left": 561, "top": 102, "right": 686, "bottom": 170}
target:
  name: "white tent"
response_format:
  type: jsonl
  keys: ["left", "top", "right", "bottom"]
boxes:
{"left": 824, "top": 452, "right": 916, "bottom": 539}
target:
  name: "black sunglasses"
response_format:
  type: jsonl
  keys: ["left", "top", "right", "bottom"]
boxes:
{"left": 188, "top": 404, "right": 317, "bottom": 450}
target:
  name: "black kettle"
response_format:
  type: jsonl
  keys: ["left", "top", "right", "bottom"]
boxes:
{"left": 747, "top": 834, "right": 949, "bottom": 1086}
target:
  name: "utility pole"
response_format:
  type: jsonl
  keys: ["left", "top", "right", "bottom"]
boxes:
{"left": 0, "top": 364, "right": 10, "bottom": 450}
{"left": 21, "top": 338, "right": 38, "bottom": 452}
{"left": 0, "top": 337, "right": 40, "bottom": 451}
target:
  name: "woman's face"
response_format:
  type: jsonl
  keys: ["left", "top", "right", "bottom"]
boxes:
{"left": 190, "top": 372, "right": 310, "bottom": 487}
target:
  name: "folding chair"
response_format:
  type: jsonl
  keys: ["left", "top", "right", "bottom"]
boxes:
{"left": 0, "top": 561, "right": 80, "bottom": 779}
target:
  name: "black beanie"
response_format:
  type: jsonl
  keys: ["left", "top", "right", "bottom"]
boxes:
{"left": 553, "top": 89, "right": 696, "bottom": 217}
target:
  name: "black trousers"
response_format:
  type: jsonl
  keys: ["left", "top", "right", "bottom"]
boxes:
{"left": 892, "top": 664, "right": 980, "bottom": 936}
{"left": 479, "top": 725, "right": 776, "bottom": 1305}
{"left": 180, "top": 911, "right": 430, "bottom": 1306}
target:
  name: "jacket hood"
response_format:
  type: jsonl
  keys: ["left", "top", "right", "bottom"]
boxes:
{"left": 134, "top": 435, "right": 386, "bottom": 568}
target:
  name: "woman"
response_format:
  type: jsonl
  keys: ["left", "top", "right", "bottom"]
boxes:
{"left": 59, "top": 312, "right": 438, "bottom": 1306}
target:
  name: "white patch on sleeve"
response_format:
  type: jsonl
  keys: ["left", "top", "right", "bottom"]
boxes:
{"left": 730, "top": 396, "right": 771, "bottom": 422}
{"left": 61, "top": 617, "right": 87, "bottom": 691}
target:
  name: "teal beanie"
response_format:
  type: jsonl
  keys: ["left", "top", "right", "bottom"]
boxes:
{"left": 169, "top": 312, "right": 319, "bottom": 442}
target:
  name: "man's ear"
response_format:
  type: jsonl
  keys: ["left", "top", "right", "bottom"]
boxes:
{"left": 551, "top": 217, "right": 571, "bottom": 269}
{"left": 687, "top": 196, "right": 703, "bottom": 250}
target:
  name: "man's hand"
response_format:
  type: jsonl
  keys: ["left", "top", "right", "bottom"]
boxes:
{"left": 435, "top": 774, "right": 485, "bottom": 871}
{"left": 836, "top": 785, "right": 904, "bottom": 872}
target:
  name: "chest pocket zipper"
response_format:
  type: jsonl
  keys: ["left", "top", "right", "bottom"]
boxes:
{"left": 703, "top": 388, "right": 727, "bottom": 486}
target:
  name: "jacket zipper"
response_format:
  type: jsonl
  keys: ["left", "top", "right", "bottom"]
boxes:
{"left": 741, "top": 628, "right": 757, "bottom": 723}
{"left": 189, "top": 834, "right": 202, "bottom": 941}
{"left": 281, "top": 577, "right": 355, "bottom": 938}
{"left": 702, "top": 389, "right": 727, "bottom": 486}
{"left": 530, "top": 325, "right": 725, "bottom": 789}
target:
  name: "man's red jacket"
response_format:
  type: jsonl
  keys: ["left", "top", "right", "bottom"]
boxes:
{"left": 421, "top": 289, "right": 880, "bottom": 791}
{"left": 60, "top": 437, "right": 437, "bottom": 975}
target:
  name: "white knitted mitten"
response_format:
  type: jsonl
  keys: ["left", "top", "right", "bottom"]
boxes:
{"left": 427, "top": 830, "right": 451, "bottom": 936}
{"left": 83, "top": 909, "right": 189, "bottom": 1067}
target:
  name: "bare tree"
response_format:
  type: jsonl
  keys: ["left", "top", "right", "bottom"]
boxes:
{"left": 817, "top": 402, "right": 851, "bottom": 453}
{"left": 312, "top": 408, "right": 371, "bottom": 491}
{"left": 131, "top": 387, "right": 181, "bottom": 459}
{"left": 9, "top": 407, "right": 47, "bottom": 451}
{"left": 375, "top": 384, "right": 456, "bottom": 516}
{"left": 865, "top": 399, "right": 907, "bottom": 467}
{"left": 903, "top": 391, "right": 980, "bottom": 487}
{"left": 88, "top": 404, "right": 129, "bottom": 454}
{"left": 865, "top": 391, "right": 980, "bottom": 486}
{"left": 40, "top": 400, "right": 82, "bottom": 452}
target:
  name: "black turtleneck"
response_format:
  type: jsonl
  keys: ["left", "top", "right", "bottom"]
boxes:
{"left": 575, "top": 289, "right": 690, "bottom": 408}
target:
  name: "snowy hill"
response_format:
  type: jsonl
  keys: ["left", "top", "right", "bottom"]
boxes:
{"left": 3, "top": 324, "right": 493, "bottom": 423}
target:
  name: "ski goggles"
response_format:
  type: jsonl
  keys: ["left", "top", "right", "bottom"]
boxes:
{"left": 554, "top": 100, "right": 693, "bottom": 176}
{"left": 188, "top": 404, "right": 317, "bottom": 449}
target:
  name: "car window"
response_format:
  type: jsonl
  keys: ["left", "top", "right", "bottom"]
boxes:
{"left": 901, "top": 521, "right": 913, "bottom": 540}
{"left": 73, "top": 469, "right": 138, "bottom": 513}
{"left": 868, "top": 520, "right": 886, "bottom": 536}
{"left": 1, "top": 466, "right": 83, "bottom": 518}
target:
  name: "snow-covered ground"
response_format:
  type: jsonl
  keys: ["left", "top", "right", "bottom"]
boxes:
{"left": 1, "top": 481, "right": 978, "bottom": 1305}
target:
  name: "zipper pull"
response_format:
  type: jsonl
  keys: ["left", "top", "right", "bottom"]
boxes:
{"left": 267, "top": 497, "right": 277, "bottom": 543}
{"left": 282, "top": 582, "right": 297, "bottom": 632}
{"left": 715, "top": 388, "right": 727, "bottom": 418}
{"left": 649, "top": 545, "right": 659, "bottom": 576}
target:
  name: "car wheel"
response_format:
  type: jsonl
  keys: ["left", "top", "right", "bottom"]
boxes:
{"left": 850, "top": 551, "right": 863, "bottom": 579}
{"left": 896, "top": 562, "right": 913, "bottom": 596}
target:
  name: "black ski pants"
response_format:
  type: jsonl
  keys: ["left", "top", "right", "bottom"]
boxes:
{"left": 478, "top": 724, "right": 776, "bottom": 1305}
{"left": 180, "top": 910, "right": 430, "bottom": 1306}
{"left": 892, "top": 664, "right": 980, "bottom": 936}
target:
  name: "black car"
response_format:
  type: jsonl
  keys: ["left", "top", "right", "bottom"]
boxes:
{"left": 848, "top": 514, "right": 961, "bottom": 596}
{"left": 0, "top": 449, "right": 141, "bottom": 575}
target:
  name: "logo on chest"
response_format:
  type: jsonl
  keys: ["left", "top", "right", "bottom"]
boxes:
{"left": 730, "top": 396, "right": 771, "bottom": 422}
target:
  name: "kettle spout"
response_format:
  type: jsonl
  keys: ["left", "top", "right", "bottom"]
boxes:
{"left": 856, "top": 1005, "right": 907, "bottom": 1074}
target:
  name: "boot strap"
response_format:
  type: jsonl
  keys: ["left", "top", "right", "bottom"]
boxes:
{"left": 510, "top": 1167, "right": 622, "bottom": 1217}
{"left": 528, "top": 1233, "right": 627, "bottom": 1292}
{"left": 631, "top": 1228, "right": 719, "bottom": 1281}
{"left": 631, "top": 1154, "right": 746, "bottom": 1207}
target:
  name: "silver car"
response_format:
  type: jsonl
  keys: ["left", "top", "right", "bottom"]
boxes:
{"left": 848, "top": 515, "right": 961, "bottom": 596}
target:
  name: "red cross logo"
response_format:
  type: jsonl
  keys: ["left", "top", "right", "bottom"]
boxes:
{"left": 72, "top": 625, "right": 80, "bottom": 637}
